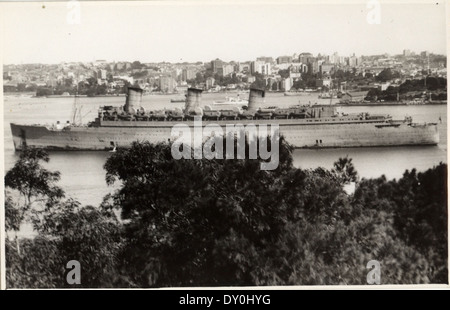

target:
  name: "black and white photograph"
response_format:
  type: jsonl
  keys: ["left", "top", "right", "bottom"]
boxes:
{"left": 1, "top": 0, "right": 448, "bottom": 290}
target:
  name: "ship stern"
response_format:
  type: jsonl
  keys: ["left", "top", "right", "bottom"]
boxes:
{"left": 10, "top": 123, "right": 26, "bottom": 150}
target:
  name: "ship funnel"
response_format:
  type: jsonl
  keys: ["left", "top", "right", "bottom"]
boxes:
{"left": 124, "top": 87, "right": 143, "bottom": 113}
{"left": 247, "top": 88, "right": 265, "bottom": 111}
{"left": 185, "top": 88, "right": 203, "bottom": 113}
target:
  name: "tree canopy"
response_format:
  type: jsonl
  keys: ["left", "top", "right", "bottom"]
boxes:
{"left": 5, "top": 140, "right": 448, "bottom": 287}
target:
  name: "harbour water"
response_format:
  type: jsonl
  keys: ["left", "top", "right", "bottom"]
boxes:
{"left": 3, "top": 92, "right": 447, "bottom": 208}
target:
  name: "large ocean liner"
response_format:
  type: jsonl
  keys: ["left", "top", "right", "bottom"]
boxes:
{"left": 10, "top": 87, "right": 439, "bottom": 150}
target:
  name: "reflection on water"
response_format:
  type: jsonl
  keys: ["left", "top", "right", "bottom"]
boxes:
{"left": 3, "top": 94, "right": 447, "bottom": 207}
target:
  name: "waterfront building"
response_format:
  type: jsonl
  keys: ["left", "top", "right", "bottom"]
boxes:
{"left": 374, "top": 82, "right": 391, "bottom": 91}
{"left": 277, "top": 56, "right": 293, "bottom": 64}
{"left": 281, "top": 78, "right": 292, "bottom": 91}
{"left": 237, "top": 62, "right": 250, "bottom": 73}
{"left": 341, "top": 90, "right": 368, "bottom": 102}
{"left": 316, "top": 76, "right": 332, "bottom": 88}
{"left": 251, "top": 61, "right": 271, "bottom": 75}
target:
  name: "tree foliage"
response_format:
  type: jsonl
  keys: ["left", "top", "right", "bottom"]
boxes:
{"left": 376, "top": 68, "right": 400, "bottom": 82}
{"left": 5, "top": 140, "right": 448, "bottom": 287}
{"left": 331, "top": 156, "right": 358, "bottom": 184}
{"left": 102, "top": 139, "right": 447, "bottom": 286}
{"left": 5, "top": 149, "right": 121, "bottom": 288}
{"left": 6, "top": 199, "right": 123, "bottom": 288}
{"left": 5, "top": 148, "right": 64, "bottom": 230}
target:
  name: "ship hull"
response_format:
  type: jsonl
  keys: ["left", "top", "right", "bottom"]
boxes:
{"left": 10, "top": 120, "right": 439, "bottom": 151}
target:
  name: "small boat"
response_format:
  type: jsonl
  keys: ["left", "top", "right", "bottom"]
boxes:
{"left": 284, "top": 91, "right": 308, "bottom": 96}
{"left": 170, "top": 98, "right": 186, "bottom": 103}
{"left": 213, "top": 95, "right": 248, "bottom": 106}
{"left": 318, "top": 92, "right": 337, "bottom": 99}
{"left": 406, "top": 98, "right": 425, "bottom": 105}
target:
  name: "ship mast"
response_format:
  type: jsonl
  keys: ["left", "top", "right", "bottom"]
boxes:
{"left": 329, "top": 79, "right": 333, "bottom": 105}
{"left": 71, "top": 92, "right": 78, "bottom": 124}
{"left": 71, "top": 73, "right": 80, "bottom": 125}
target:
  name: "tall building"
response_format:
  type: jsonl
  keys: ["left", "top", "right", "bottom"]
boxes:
{"left": 237, "top": 62, "right": 250, "bottom": 73}
{"left": 256, "top": 56, "right": 274, "bottom": 64}
{"left": 298, "top": 52, "right": 314, "bottom": 64}
{"left": 403, "top": 49, "right": 411, "bottom": 57}
{"left": 218, "top": 64, "right": 234, "bottom": 76}
{"left": 182, "top": 68, "right": 196, "bottom": 81}
{"left": 312, "top": 60, "right": 321, "bottom": 74}
{"left": 349, "top": 54, "right": 359, "bottom": 67}
{"left": 262, "top": 63, "right": 271, "bottom": 75}
{"left": 421, "top": 51, "right": 429, "bottom": 58}
{"left": 159, "top": 75, "right": 176, "bottom": 93}
{"left": 251, "top": 61, "right": 271, "bottom": 75}
{"left": 211, "top": 59, "right": 223, "bottom": 73}
{"left": 329, "top": 52, "right": 340, "bottom": 64}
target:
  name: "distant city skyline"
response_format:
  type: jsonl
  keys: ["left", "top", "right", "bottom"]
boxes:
{"left": 1, "top": 1, "right": 447, "bottom": 65}
{"left": 3, "top": 48, "right": 445, "bottom": 66}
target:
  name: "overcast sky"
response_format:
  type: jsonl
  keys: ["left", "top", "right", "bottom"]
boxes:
{"left": 0, "top": 0, "right": 447, "bottom": 64}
